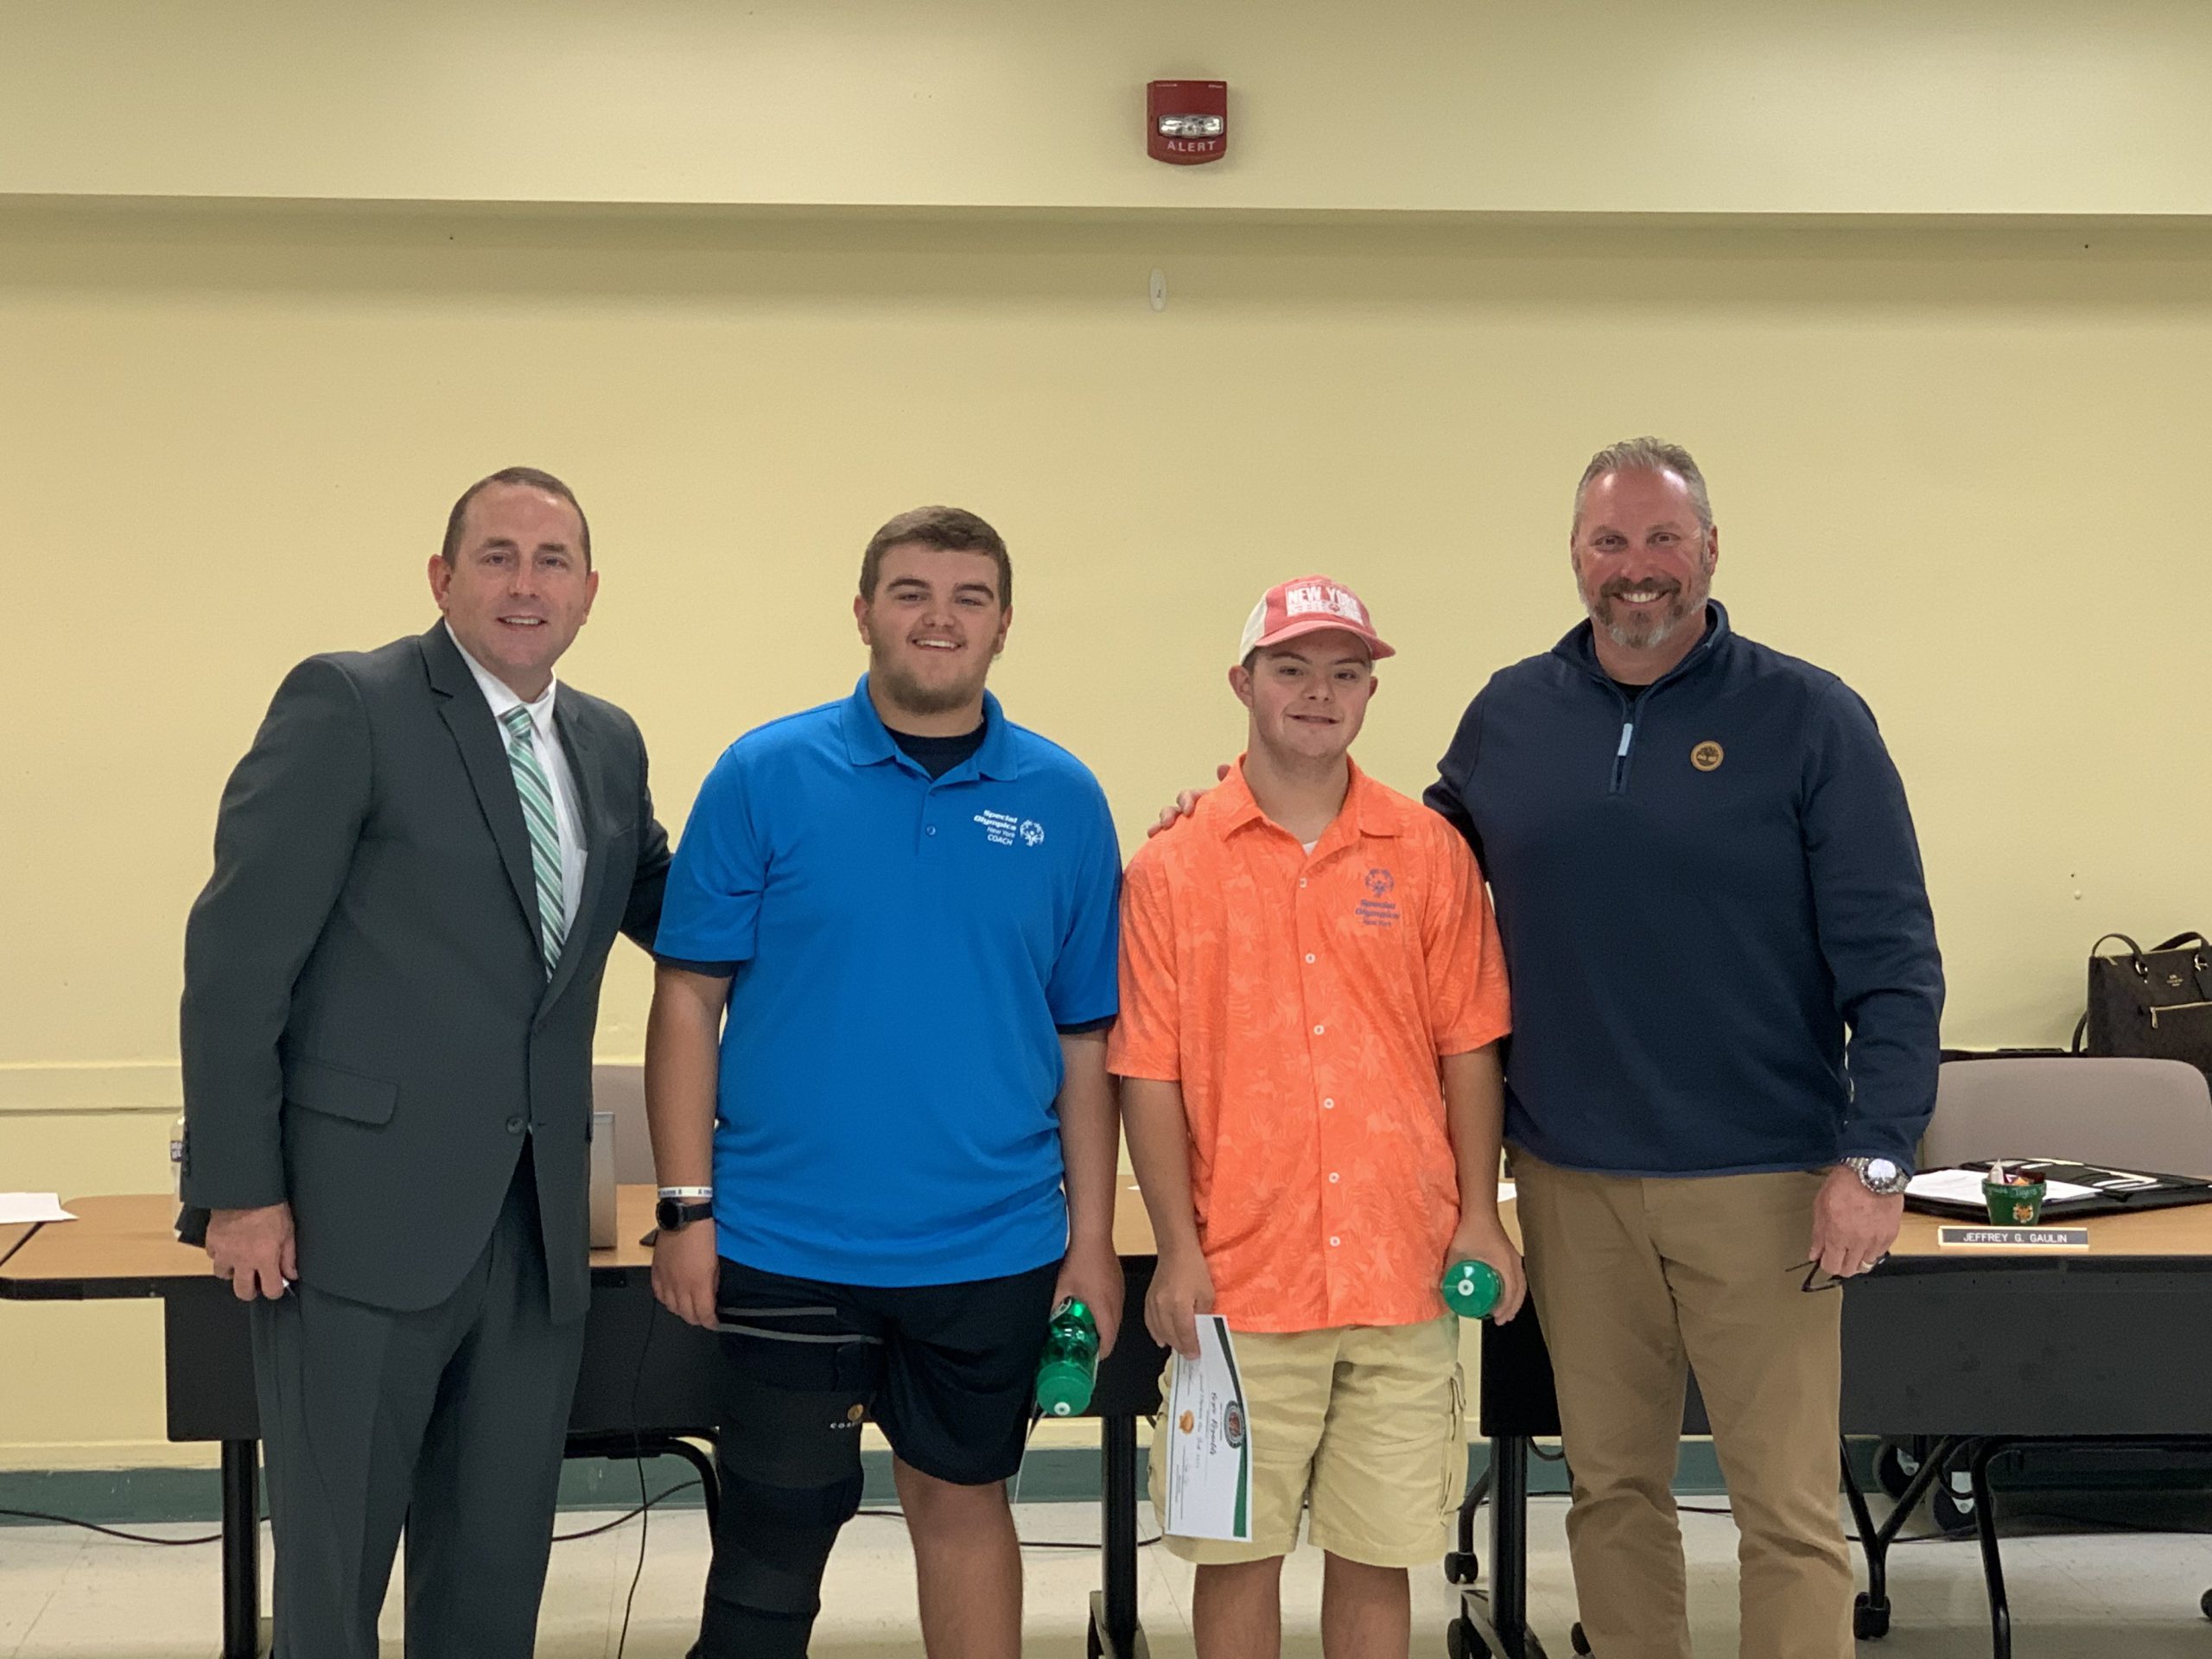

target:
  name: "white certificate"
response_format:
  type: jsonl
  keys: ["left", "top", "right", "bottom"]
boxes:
{"left": 1160, "top": 1315, "right": 1254, "bottom": 1541}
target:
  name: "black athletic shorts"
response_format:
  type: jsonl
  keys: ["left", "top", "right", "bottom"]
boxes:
{"left": 712, "top": 1255, "right": 1062, "bottom": 1486}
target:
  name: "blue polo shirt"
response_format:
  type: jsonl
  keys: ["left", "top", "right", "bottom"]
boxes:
{"left": 654, "top": 677, "right": 1123, "bottom": 1286}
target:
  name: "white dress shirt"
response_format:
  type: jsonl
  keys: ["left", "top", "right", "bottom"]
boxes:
{"left": 444, "top": 622, "right": 588, "bottom": 935}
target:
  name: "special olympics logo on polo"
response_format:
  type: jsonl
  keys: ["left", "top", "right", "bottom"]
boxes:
{"left": 974, "top": 810, "right": 1046, "bottom": 848}
{"left": 1363, "top": 868, "right": 1395, "bottom": 898}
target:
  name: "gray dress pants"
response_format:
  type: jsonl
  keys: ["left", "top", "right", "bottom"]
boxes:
{"left": 250, "top": 1144, "right": 588, "bottom": 1658}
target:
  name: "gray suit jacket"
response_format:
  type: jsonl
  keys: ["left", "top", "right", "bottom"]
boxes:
{"left": 180, "top": 624, "right": 671, "bottom": 1323}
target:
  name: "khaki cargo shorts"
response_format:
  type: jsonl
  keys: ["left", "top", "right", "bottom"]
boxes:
{"left": 1148, "top": 1315, "right": 1465, "bottom": 1567}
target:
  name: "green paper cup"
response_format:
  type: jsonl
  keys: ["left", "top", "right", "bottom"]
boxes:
{"left": 1982, "top": 1179, "right": 2047, "bottom": 1226}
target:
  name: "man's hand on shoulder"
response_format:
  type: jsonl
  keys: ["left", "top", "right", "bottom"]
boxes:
{"left": 1147, "top": 764, "right": 1233, "bottom": 838}
{"left": 1808, "top": 1165, "right": 1904, "bottom": 1281}
{"left": 206, "top": 1203, "right": 296, "bottom": 1301}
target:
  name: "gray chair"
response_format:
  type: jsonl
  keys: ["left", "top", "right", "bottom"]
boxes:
{"left": 1921, "top": 1056, "right": 2212, "bottom": 1176}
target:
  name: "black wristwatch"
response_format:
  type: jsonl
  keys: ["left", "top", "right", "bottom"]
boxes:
{"left": 655, "top": 1189, "right": 715, "bottom": 1233}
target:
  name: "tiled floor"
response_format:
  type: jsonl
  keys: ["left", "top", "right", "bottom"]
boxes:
{"left": 6, "top": 1493, "right": 2212, "bottom": 1655}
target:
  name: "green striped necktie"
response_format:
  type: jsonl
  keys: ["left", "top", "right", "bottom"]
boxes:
{"left": 499, "top": 703, "right": 567, "bottom": 977}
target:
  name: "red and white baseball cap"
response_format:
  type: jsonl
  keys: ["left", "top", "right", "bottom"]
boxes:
{"left": 1238, "top": 575, "right": 1395, "bottom": 661}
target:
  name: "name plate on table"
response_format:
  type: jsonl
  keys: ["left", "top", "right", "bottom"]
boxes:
{"left": 1937, "top": 1225, "right": 2090, "bottom": 1249}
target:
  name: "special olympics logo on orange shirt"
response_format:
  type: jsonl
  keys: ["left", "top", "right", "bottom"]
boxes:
{"left": 1357, "top": 866, "right": 1400, "bottom": 927}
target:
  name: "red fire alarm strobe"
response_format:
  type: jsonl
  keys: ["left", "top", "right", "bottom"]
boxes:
{"left": 1148, "top": 80, "right": 1227, "bottom": 165}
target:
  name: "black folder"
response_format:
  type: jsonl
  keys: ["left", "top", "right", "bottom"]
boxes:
{"left": 1905, "top": 1159, "right": 2212, "bottom": 1221}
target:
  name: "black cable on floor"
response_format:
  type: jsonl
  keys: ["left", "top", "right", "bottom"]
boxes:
{"left": 613, "top": 1300, "right": 661, "bottom": 1659}
{"left": 551, "top": 1479, "right": 703, "bottom": 1542}
{"left": 1, "top": 1484, "right": 1166, "bottom": 1555}
{"left": 3, "top": 1478, "right": 712, "bottom": 1551}
{"left": 0, "top": 1508, "right": 224, "bottom": 1546}
{"left": 2001, "top": 1504, "right": 2212, "bottom": 1538}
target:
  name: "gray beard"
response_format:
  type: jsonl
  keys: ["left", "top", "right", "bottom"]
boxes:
{"left": 1598, "top": 600, "right": 1693, "bottom": 652}
{"left": 1589, "top": 574, "right": 1709, "bottom": 652}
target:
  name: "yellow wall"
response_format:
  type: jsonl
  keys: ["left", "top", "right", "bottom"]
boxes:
{"left": 6, "top": 197, "right": 2211, "bottom": 1465}
{"left": 3, "top": 0, "right": 2212, "bottom": 213}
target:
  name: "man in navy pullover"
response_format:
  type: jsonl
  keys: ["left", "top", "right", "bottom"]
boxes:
{"left": 1426, "top": 438, "right": 1942, "bottom": 1659}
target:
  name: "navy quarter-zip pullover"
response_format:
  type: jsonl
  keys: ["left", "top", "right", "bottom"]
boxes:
{"left": 1424, "top": 602, "right": 1943, "bottom": 1176}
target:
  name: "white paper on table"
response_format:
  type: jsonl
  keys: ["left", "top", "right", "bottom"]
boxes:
{"left": 0, "top": 1192, "right": 76, "bottom": 1224}
{"left": 1160, "top": 1314, "right": 1254, "bottom": 1541}
{"left": 1905, "top": 1169, "right": 2099, "bottom": 1206}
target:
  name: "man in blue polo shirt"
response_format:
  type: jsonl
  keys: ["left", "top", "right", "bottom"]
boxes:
{"left": 643, "top": 505, "right": 1124, "bottom": 1659}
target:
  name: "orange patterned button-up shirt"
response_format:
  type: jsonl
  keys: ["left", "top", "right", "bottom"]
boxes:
{"left": 1109, "top": 760, "right": 1511, "bottom": 1332}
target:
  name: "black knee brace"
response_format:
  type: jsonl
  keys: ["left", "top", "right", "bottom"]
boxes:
{"left": 693, "top": 1370, "right": 870, "bottom": 1659}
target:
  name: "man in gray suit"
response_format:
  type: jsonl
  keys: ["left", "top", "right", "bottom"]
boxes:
{"left": 180, "top": 466, "right": 671, "bottom": 1658}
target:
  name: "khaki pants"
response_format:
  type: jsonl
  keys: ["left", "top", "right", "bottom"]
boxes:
{"left": 1512, "top": 1149, "right": 1852, "bottom": 1659}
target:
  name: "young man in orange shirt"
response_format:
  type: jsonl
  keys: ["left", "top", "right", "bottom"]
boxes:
{"left": 1110, "top": 575, "right": 1522, "bottom": 1659}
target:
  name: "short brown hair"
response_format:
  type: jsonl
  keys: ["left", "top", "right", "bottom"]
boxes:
{"left": 442, "top": 467, "right": 592, "bottom": 569}
{"left": 859, "top": 505, "right": 1011, "bottom": 606}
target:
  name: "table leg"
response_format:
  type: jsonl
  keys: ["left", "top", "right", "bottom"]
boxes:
{"left": 219, "top": 1439, "right": 262, "bottom": 1658}
{"left": 1844, "top": 1432, "right": 1962, "bottom": 1641}
{"left": 1967, "top": 1439, "right": 2014, "bottom": 1659}
{"left": 1090, "top": 1414, "right": 1147, "bottom": 1659}
{"left": 1486, "top": 1435, "right": 1534, "bottom": 1658}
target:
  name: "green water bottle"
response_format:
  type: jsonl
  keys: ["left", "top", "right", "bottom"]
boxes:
{"left": 1441, "top": 1259, "right": 1503, "bottom": 1319}
{"left": 1034, "top": 1298, "right": 1101, "bottom": 1417}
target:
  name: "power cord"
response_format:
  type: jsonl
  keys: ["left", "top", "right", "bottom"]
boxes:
{"left": 552, "top": 1479, "right": 702, "bottom": 1542}
{"left": 613, "top": 1289, "right": 660, "bottom": 1659}
{"left": 0, "top": 1509, "right": 224, "bottom": 1546}
{"left": 0, "top": 1475, "right": 708, "bottom": 1554}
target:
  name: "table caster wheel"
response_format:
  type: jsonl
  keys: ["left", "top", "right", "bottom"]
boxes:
{"left": 1446, "top": 1614, "right": 1489, "bottom": 1657}
{"left": 1872, "top": 1439, "right": 1921, "bottom": 1499}
{"left": 1445, "top": 1548, "right": 1481, "bottom": 1586}
{"left": 2199, "top": 1586, "right": 2212, "bottom": 1621}
{"left": 1853, "top": 1592, "right": 1891, "bottom": 1639}
{"left": 1569, "top": 1621, "right": 1592, "bottom": 1654}
{"left": 1929, "top": 1472, "right": 1976, "bottom": 1535}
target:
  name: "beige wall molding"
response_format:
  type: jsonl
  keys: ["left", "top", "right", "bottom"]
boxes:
{"left": 0, "top": 1063, "right": 182, "bottom": 1116}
